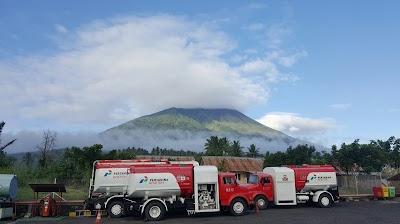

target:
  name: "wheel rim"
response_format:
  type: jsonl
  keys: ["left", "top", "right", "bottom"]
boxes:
{"left": 233, "top": 202, "right": 244, "bottom": 214}
{"left": 111, "top": 204, "right": 122, "bottom": 215}
{"left": 149, "top": 206, "right": 161, "bottom": 219}
{"left": 258, "top": 199, "right": 265, "bottom": 207}
{"left": 320, "top": 196, "right": 330, "bottom": 206}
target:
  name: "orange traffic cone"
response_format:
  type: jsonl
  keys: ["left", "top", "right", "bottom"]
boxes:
{"left": 95, "top": 209, "right": 101, "bottom": 223}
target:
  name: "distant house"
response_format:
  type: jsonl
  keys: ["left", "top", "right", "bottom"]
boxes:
{"left": 200, "top": 156, "right": 264, "bottom": 184}
{"left": 388, "top": 173, "right": 400, "bottom": 193}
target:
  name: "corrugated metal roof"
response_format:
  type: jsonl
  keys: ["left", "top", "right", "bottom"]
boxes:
{"left": 201, "top": 156, "right": 264, "bottom": 172}
{"left": 136, "top": 155, "right": 195, "bottom": 161}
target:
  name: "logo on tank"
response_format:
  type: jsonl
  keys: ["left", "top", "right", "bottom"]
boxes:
{"left": 309, "top": 174, "right": 332, "bottom": 181}
{"left": 310, "top": 174, "right": 317, "bottom": 180}
{"left": 104, "top": 170, "right": 112, "bottom": 177}
{"left": 139, "top": 176, "right": 148, "bottom": 183}
{"left": 139, "top": 176, "right": 169, "bottom": 184}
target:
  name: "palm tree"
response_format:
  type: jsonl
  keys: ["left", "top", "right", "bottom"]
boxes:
{"left": 0, "top": 121, "right": 16, "bottom": 151}
{"left": 247, "top": 144, "right": 260, "bottom": 158}
{"left": 204, "top": 136, "right": 230, "bottom": 156}
{"left": 0, "top": 121, "right": 17, "bottom": 167}
{"left": 230, "top": 140, "right": 244, "bottom": 157}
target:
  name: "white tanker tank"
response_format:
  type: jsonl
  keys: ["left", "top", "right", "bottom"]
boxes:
{"left": 287, "top": 165, "right": 338, "bottom": 192}
{"left": 0, "top": 174, "right": 18, "bottom": 219}
{"left": 0, "top": 174, "right": 18, "bottom": 202}
{"left": 88, "top": 160, "right": 199, "bottom": 198}
{"left": 126, "top": 164, "right": 195, "bottom": 199}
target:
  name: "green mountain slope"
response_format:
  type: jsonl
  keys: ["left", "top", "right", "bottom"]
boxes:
{"left": 103, "top": 108, "right": 292, "bottom": 139}
{"left": 100, "top": 107, "right": 327, "bottom": 152}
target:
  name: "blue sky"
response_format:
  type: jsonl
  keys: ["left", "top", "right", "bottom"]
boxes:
{"left": 1, "top": 0, "right": 399, "bottom": 152}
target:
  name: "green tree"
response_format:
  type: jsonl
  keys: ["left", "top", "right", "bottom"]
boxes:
{"left": 246, "top": 144, "right": 260, "bottom": 158}
{"left": 286, "top": 144, "right": 316, "bottom": 165}
{"left": 204, "top": 136, "right": 230, "bottom": 156}
{"left": 230, "top": 140, "right": 244, "bottom": 157}
{"left": 64, "top": 144, "right": 103, "bottom": 172}
{"left": 264, "top": 151, "right": 288, "bottom": 167}
{"left": 82, "top": 144, "right": 103, "bottom": 170}
{"left": 22, "top": 152, "right": 35, "bottom": 168}
{"left": 336, "top": 141, "right": 357, "bottom": 174}
{"left": 312, "top": 150, "right": 333, "bottom": 165}
{"left": 218, "top": 159, "right": 228, "bottom": 172}
{"left": 0, "top": 121, "right": 17, "bottom": 167}
{"left": 103, "top": 149, "right": 136, "bottom": 160}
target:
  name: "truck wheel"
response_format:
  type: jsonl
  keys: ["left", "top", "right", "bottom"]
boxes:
{"left": 108, "top": 201, "right": 125, "bottom": 218}
{"left": 318, "top": 194, "right": 332, "bottom": 208}
{"left": 255, "top": 195, "right": 268, "bottom": 210}
{"left": 144, "top": 201, "right": 165, "bottom": 221}
{"left": 229, "top": 198, "right": 246, "bottom": 216}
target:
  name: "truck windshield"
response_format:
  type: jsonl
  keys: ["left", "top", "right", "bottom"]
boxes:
{"left": 248, "top": 175, "right": 258, "bottom": 184}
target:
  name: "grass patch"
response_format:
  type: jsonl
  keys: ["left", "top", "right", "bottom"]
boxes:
{"left": 16, "top": 185, "right": 88, "bottom": 201}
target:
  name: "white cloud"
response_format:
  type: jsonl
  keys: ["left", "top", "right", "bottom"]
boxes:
{"left": 246, "top": 23, "right": 264, "bottom": 31}
{"left": 55, "top": 24, "right": 68, "bottom": 33}
{"left": 239, "top": 50, "right": 302, "bottom": 83}
{"left": 278, "top": 50, "right": 308, "bottom": 67}
{"left": 257, "top": 112, "right": 336, "bottom": 136}
{"left": 0, "top": 14, "right": 307, "bottom": 133}
{"left": 0, "top": 15, "right": 271, "bottom": 130}
{"left": 246, "top": 3, "right": 267, "bottom": 10}
{"left": 330, "top": 103, "right": 352, "bottom": 110}
{"left": 265, "top": 24, "right": 292, "bottom": 49}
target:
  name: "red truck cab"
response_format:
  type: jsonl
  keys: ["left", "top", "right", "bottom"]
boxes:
{"left": 242, "top": 173, "right": 274, "bottom": 210}
{"left": 218, "top": 172, "right": 252, "bottom": 215}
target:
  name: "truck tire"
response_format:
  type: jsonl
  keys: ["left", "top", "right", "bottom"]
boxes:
{"left": 108, "top": 201, "right": 125, "bottom": 218}
{"left": 255, "top": 195, "right": 268, "bottom": 210}
{"left": 144, "top": 201, "right": 165, "bottom": 221}
{"left": 229, "top": 198, "right": 246, "bottom": 216}
{"left": 318, "top": 193, "right": 333, "bottom": 208}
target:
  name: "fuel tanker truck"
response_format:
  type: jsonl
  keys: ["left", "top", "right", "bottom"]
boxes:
{"left": 244, "top": 165, "right": 339, "bottom": 210}
{"left": 86, "top": 162, "right": 251, "bottom": 221}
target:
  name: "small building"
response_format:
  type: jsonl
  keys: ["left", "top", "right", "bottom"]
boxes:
{"left": 200, "top": 156, "right": 264, "bottom": 184}
{"left": 387, "top": 173, "right": 400, "bottom": 194}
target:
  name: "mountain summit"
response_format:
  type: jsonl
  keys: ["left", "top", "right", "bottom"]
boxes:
{"left": 100, "top": 108, "right": 320, "bottom": 152}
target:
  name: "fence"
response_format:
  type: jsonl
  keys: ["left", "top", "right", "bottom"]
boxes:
{"left": 337, "top": 173, "right": 387, "bottom": 195}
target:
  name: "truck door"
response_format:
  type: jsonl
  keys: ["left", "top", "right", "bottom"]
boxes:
{"left": 219, "top": 176, "right": 236, "bottom": 206}
{"left": 260, "top": 176, "right": 273, "bottom": 201}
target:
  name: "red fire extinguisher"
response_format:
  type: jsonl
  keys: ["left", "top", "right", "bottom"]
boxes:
{"left": 40, "top": 197, "right": 52, "bottom": 217}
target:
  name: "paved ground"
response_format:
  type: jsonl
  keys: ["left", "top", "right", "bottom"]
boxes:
{"left": 5, "top": 200, "right": 400, "bottom": 224}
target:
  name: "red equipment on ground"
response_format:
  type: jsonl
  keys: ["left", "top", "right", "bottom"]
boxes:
{"left": 39, "top": 196, "right": 56, "bottom": 217}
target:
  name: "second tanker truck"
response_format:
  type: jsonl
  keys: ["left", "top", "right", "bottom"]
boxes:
{"left": 244, "top": 164, "right": 339, "bottom": 210}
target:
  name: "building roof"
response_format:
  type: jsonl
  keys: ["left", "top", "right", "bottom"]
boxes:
{"left": 388, "top": 173, "right": 400, "bottom": 181}
{"left": 201, "top": 156, "right": 264, "bottom": 172}
{"left": 136, "top": 155, "right": 195, "bottom": 161}
{"left": 29, "top": 184, "right": 66, "bottom": 193}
